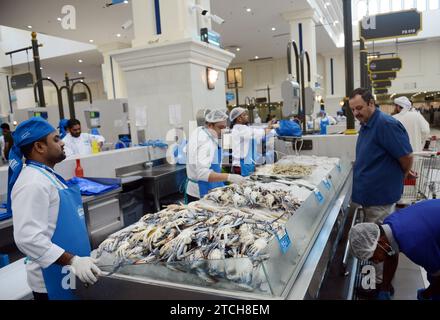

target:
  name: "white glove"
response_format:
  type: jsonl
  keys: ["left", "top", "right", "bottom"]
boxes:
{"left": 228, "top": 174, "right": 246, "bottom": 184}
{"left": 70, "top": 256, "right": 102, "bottom": 285}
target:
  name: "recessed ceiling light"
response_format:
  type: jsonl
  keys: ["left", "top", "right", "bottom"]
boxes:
{"left": 40, "top": 67, "right": 43, "bottom": 70}
{"left": 80, "top": 80, "right": 84, "bottom": 82}
{"left": 325, "top": 2, "right": 331, "bottom": 6}
{"left": 89, "top": 39, "right": 94, "bottom": 43}
{"left": 333, "top": 20, "right": 339, "bottom": 25}
{"left": 246, "top": 8, "right": 252, "bottom": 12}
{"left": 236, "top": 48, "right": 240, "bottom": 52}
{"left": 78, "top": 71, "right": 82, "bottom": 75}
{"left": 57, "top": 17, "right": 62, "bottom": 21}
{"left": 116, "top": 33, "right": 122, "bottom": 38}
{"left": 78, "top": 59, "right": 83, "bottom": 63}
{"left": 47, "top": 76, "right": 51, "bottom": 79}
{"left": 271, "top": 27, "right": 276, "bottom": 31}
{"left": 124, "top": 0, "right": 129, "bottom": 3}
{"left": 27, "top": 25, "right": 32, "bottom": 29}
{"left": 255, "top": 56, "right": 259, "bottom": 59}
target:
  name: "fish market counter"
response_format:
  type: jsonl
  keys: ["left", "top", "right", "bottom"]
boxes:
{"left": 76, "top": 157, "right": 353, "bottom": 300}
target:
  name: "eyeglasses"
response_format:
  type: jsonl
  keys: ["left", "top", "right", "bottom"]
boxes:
{"left": 377, "top": 242, "right": 396, "bottom": 257}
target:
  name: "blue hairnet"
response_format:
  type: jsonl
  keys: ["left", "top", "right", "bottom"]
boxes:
{"left": 7, "top": 117, "right": 56, "bottom": 214}
{"left": 58, "top": 119, "right": 69, "bottom": 139}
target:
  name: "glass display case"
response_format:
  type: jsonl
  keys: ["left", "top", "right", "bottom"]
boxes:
{"left": 77, "top": 158, "right": 352, "bottom": 300}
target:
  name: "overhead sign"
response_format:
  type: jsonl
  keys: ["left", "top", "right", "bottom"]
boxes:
{"left": 372, "top": 80, "right": 392, "bottom": 88}
{"left": 360, "top": 9, "right": 422, "bottom": 41}
{"left": 374, "top": 88, "right": 388, "bottom": 95}
{"left": 370, "top": 71, "right": 397, "bottom": 81}
{"left": 10, "top": 72, "right": 34, "bottom": 90}
{"left": 369, "top": 57, "right": 402, "bottom": 73}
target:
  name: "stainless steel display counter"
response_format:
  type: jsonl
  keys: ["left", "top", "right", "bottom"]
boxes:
{"left": 82, "top": 186, "right": 124, "bottom": 249}
{"left": 116, "top": 162, "right": 186, "bottom": 212}
{"left": 76, "top": 159, "right": 353, "bottom": 300}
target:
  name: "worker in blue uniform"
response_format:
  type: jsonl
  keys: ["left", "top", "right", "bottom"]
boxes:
{"left": 349, "top": 199, "right": 440, "bottom": 300}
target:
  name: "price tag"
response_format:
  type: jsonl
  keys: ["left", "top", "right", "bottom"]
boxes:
{"left": 314, "top": 189, "right": 324, "bottom": 204}
{"left": 323, "top": 178, "right": 332, "bottom": 190}
{"left": 336, "top": 163, "right": 342, "bottom": 172}
{"left": 276, "top": 227, "right": 291, "bottom": 254}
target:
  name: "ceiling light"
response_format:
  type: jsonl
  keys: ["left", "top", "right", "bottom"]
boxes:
{"left": 255, "top": 56, "right": 259, "bottom": 59}
{"left": 236, "top": 48, "right": 240, "bottom": 52}
{"left": 89, "top": 39, "right": 94, "bottom": 43}
{"left": 47, "top": 76, "right": 51, "bottom": 79}
{"left": 333, "top": 20, "right": 339, "bottom": 25}
{"left": 271, "top": 27, "right": 276, "bottom": 31}
{"left": 40, "top": 67, "right": 43, "bottom": 70}
{"left": 27, "top": 25, "right": 32, "bottom": 29}
{"left": 325, "top": 2, "right": 331, "bottom": 7}
{"left": 124, "top": 0, "right": 129, "bottom": 3}
{"left": 57, "top": 17, "right": 62, "bottom": 21}
{"left": 246, "top": 8, "right": 252, "bottom": 12}
{"left": 80, "top": 80, "right": 84, "bottom": 82}
{"left": 78, "top": 71, "right": 82, "bottom": 75}
{"left": 78, "top": 59, "right": 83, "bottom": 63}
{"left": 116, "top": 33, "right": 121, "bottom": 38}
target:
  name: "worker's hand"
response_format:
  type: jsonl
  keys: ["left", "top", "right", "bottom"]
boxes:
{"left": 227, "top": 174, "right": 246, "bottom": 184}
{"left": 417, "top": 288, "right": 432, "bottom": 300}
{"left": 407, "top": 170, "right": 418, "bottom": 180}
{"left": 376, "top": 291, "right": 392, "bottom": 300}
{"left": 70, "top": 256, "right": 102, "bottom": 285}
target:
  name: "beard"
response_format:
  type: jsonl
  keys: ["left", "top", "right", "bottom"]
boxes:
{"left": 71, "top": 132, "right": 81, "bottom": 138}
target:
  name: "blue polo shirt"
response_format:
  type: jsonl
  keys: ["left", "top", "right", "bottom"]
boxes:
{"left": 353, "top": 109, "right": 412, "bottom": 206}
{"left": 384, "top": 200, "right": 440, "bottom": 274}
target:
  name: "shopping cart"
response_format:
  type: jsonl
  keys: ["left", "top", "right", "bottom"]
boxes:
{"left": 400, "top": 152, "right": 440, "bottom": 204}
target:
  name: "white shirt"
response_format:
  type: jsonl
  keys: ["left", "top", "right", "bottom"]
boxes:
{"left": 186, "top": 127, "right": 220, "bottom": 198}
{"left": 12, "top": 165, "right": 68, "bottom": 293}
{"left": 63, "top": 132, "right": 105, "bottom": 157}
{"left": 231, "top": 124, "right": 267, "bottom": 167}
{"left": 393, "top": 108, "right": 430, "bottom": 152}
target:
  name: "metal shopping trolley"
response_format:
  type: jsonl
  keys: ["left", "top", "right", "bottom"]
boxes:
{"left": 400, "top": 152, "right": 440, "bottom": 204}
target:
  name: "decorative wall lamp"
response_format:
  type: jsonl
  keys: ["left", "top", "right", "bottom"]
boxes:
{"left": 206, "top": 67, "right": 219, "bottom": 90}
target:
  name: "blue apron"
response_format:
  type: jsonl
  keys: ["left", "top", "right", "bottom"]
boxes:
{"left": 27, "top": 161, "right": 91, "bottom": 300}
{"left": 188, "top": 128, "right": 225, "bottom": 199}
{"left": 320, "top": 117, "right": 329, "bottom": 135}
{"left": 240, "top": 138, "right": 257, "bottom": 177}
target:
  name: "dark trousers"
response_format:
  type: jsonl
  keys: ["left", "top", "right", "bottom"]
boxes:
{"left": 33, "top": 291, "right": 49, "bottom": 301}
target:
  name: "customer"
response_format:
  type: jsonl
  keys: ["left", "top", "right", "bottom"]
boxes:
{"left": 393, "top": 96, "right": 430, "bottom": 152}
{"left": 349, "top": 88, "right": 413, "bottom": 296}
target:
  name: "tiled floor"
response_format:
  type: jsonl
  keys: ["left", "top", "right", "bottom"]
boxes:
{"left": 392, "top": 254, "right": 426, "bottom": 300}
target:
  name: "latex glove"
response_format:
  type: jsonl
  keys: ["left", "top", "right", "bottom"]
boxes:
{"left": 228, "top": 174, "right": 246, "bottom": 184}
{"left": 417, "top": 288, "right": 432, "bottom": 300}
{"left": 70, "top": 256, "right": 102, "bottom": 285}
{"left": 376, "top": 291, "right": 392, "bottom": 300}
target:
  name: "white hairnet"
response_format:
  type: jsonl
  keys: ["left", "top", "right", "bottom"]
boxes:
{"left": 394, "top": 96, "right": 412, "bottom": 110}
{"left": 205, "top": 110, "right": 228, "bottom": 123}
{"left": 229, "top": 107, "right": 247, "bottom": 122}
{"left": 348, "top": 223, "right": 380, "bottom": 260}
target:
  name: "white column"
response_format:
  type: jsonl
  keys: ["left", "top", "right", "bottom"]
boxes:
{"left": 112, "top": 40, "right": 234, "bottom": 145}
{"left": 0, "top": 68, "right": 11, "bottom": 117}
{"left": 98, "top": 42, "right": 131, "bottom": 100}
{"left": 283, "top": 9, "right": 318, "bottom": 89}
{"left": 131, "top": 0, "right": 210, "bottom": 47}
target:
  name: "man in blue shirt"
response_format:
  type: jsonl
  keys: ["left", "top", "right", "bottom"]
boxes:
{"left": 349, "top": 88, "right": 413, "bottom": 223}
{"left": 349, "top": 200, "right": 440, "bottom": 300}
